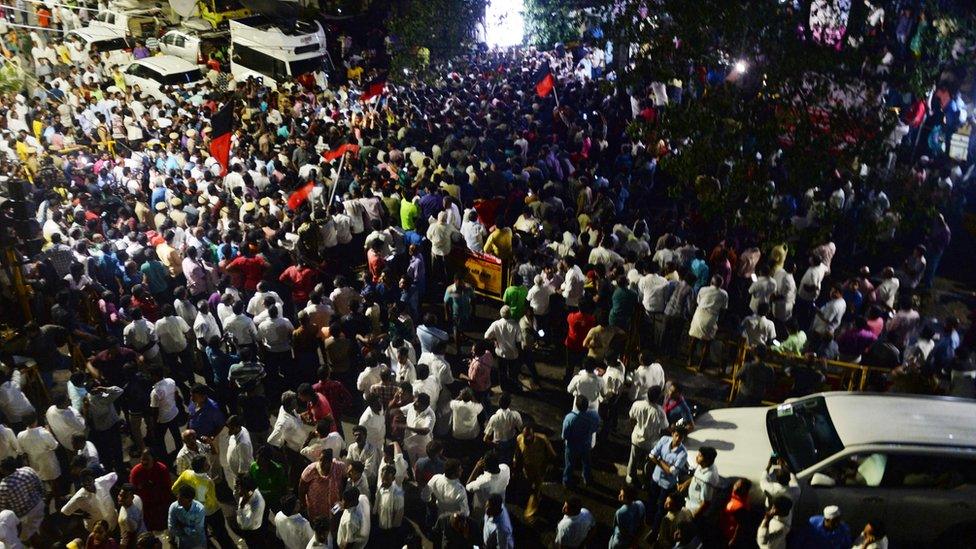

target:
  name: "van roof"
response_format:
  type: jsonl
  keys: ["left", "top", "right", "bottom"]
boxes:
{"left": 231, "top": 15, "right": 320, "bottom": 37}
{"left": 131, "top": 55, "right": 200, "bottom": 74}
{"left": 819, "top": 392, "right": 976, "bottom": 448}
{"left": 69, "top": 26, "right": 127, "bottom": 41}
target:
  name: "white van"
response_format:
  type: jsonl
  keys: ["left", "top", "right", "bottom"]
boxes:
{"left": 228, "top": 16, "right": 327, "bottom": 89}
{"left": 158, "top": 28, "right": 228, "bottom": 65}
{"left": 685, "top": 392, "right": 976, "bottom": 546}
{"left": 88, "top": 8, "right": 166, "bottom": 39}
{"left": 66, "top": 27, "right": 134, "bottom": 68}
{"left": 122, "top": 55, "right": 205, "bottom": 102}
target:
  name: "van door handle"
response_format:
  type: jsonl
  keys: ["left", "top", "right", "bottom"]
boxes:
{"left": 861, "top": 497, "right": 883, "bottom": 504}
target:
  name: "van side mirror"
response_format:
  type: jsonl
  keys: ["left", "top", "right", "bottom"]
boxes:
{"left": 811, "top": 473, "right": 837, "bottom": 488}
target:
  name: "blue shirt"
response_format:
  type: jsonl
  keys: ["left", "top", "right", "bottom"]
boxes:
{"left": 482, "top": 505, "right": 514, "bottom": 549}
{"left": 649, "top": 436, "right": 687, "bottom": 489}
{"left": 610, "top": 501, "right": 646, "bottom": 548}
{"left": 187, "top": 398, "right": 225, "bottom": 437}
{"left": 168, "top": 499, "right": 206, "bottom": 549}
{"left": 205, "top": 347, "right": 239, "bottom": 385}
{"left": 561, "top": 410, "right": 600, "bottom": 451}
{"left": 807, "top": 515, "right": 853, "bottom": 549}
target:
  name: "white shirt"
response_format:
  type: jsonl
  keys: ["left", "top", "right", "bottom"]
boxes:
{"left": 629, "top": 400, "right": 667, "bottom": 446}
{"left": 155, "top": 315, "right": 190, "bottom": 353}
{"left": 17, "top": 426, "right": 60, "bottom": 481}
{"left": 374, "top": 482, "right": 404, "bottom": 529}
{"left": 638, "top": 273, "right": 669, "bottom": 313}
{"left": 798, "top": 263, "right": 828, "bottom": 301}
{"left": 741, "top": 314, "right": 778, "bottom": 347}
{"left": 485, "top": 408, "right": 522, "bottom": 442}
{"left": 426, "top": 221, "right": 457, "bottom": 257}
{"left": 61, "top": 472, "right": 119, "bottom": 530}
{"left": 236, "top": 489, "right": 265, "bottom": 531}
{"left": 247, "top": 291, "right": 284, "bottom": 318}
{"left": 149, "top": 378, "right": 180, "bottom": 424}
{"left": 347, "top": 441, "right": 379, "bottom": 483}
{"left": 427, "top": 474, "right": 469, "bottom": 518}
{"left": 461, "top": 217, "right": 487, "bottom": 252}
{"left": 0, "top": 510, "right": 23, "bottom": 549}
{"left": 119, "top": 494, "right": 147, "bottom": 540}
{"left": 567, "top": 371, "right": 605, "bottom": 410}
{"left": 193, "top": 312, "right": 221, "bottom": 350}
{"left": 274, "top": 512, "right": 314, "bottom": 549}
{"left": 484, "top": 318, "right": 521, "bottom": 360}
{"left": 224, "top": 314, "right": 258, "bottom": 347}
{"left": 401, "top": 405, "right": 435, "bottom": 460}
{"left": 358, "top": 407, "right": 386, "bottom": 449}
{"left": 748, "top": 277, "right": 778, "bottom": 313}
{"left": 45, "top": 405, "right": 85, "bottom": 448}
{"left": 628, "top": 362, "right": 665, "bottom": 400}
{"left": 449, "top": 400, "right": 483, "bottom": 440}
{"left": 0, "top": 372, "right": 34, "bottom": 423}
{"left": 124, "top": 318, "right": 159, "bottom": 359}
{"left": 811, "top": 297, "right": 846, "bottom": 335}
{"left": 772, "top": 268, "right": 796, "bottom": 321}
{"left": 337, "top": 495, "right": 370, "bottom": 549}
{"left": 876, "top": 277, "right": 899, "bottom": 309}
{"left": 226, "top": 428, "right": 253, "bottom": 475}
{"left": 562, "top": 265, "right": 586, "bottom": 307}
{"left": 0, "top": 425, "right": 21, "bottom": 461}
{"left": 526, "top": 284, "right": 554, "bottom": 315}
{"left": 258, "top": 317, "right": 294, "bottom": 353}
{"left": 465, "top": 464, "right": 511, "bottom": 509}
{"left": 686, "top": 464, "right": 721, "bottom": 512}
{"left": 268, "top": 407, "right": 312, "bottom": 452}
{"left": 300, "top": 432, "right": 346, "bottom": 462}
{"left": 757, "top": 512, "right": 791, "bottom": 549}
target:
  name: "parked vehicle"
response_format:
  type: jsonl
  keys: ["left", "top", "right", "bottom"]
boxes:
{"left": 122, "top": 55, "right": 205, "bottom": 102}
{"left": 685, "top": 392, "right": 976, "bottom": 547}
{"left": 88, "top": 7, "right": 168, "bottom": 39}
{"left": 158, "top": 28, "right": 229, "bottom": 65}
{"left": 229, "top": 15, "right": 327, "bottom": 89}
{"left": 65, "top": 27, "right": 134, "bottom": 68}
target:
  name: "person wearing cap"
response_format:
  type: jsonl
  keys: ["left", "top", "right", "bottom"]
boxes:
{"left": 483, "top": 305, "right": 522, "bottom": 391}
{"left": 807, "top": 505, "right": 852, "bottom": 548}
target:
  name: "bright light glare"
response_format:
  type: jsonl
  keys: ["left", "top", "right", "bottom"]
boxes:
{"left": 735, "top": 60, "right": 748, "bottom": 74}
{"left": 485, "top": 0, "right": 525, "bottom": 48}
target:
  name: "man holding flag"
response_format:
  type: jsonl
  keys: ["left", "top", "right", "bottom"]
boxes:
{"left": 208, "top": 101, "right": 234, "bottom": 176}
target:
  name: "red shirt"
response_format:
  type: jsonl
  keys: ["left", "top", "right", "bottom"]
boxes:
{"left": 279, "top": 265, "right": 317, "bottom": 303}
{"left": 720, "top": 492, "right": 750, "bottom": 543}
{"left": 565, "top": 311, "right": 596, "bottom": 352}
{"left": 307, "top": 392, "right": 336, "bottom": 431}
{"left": 313, "top": 379, "right": 352, "bottom": 419}
{"left": 367, "top": 249, "right": 386, "bottom": 283}
{"left": 227, "top": 255, "right": 267, "bottom": 291}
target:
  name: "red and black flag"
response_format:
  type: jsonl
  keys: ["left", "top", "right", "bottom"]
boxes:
{"left": 287, "top": 181, "right": 315, "bottom": 211}
{"left": 321, "top": 142, "right": 361, "bottom": 163}
{"left": 360, "top": 73, "right": 387, "bottom": 102}
{"left": 209, "top": 102, "right": 234, "bottom": 176}
{"left": 534, "top": 65, "right": 555, "bottom": 98}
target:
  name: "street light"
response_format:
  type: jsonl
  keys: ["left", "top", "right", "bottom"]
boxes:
{"left": 734, "top": 60, "right": 748, "bottom": 75}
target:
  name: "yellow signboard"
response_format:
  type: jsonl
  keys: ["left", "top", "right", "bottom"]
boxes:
{"left": 464, "top": 251, "right": 505, "bottom": 300}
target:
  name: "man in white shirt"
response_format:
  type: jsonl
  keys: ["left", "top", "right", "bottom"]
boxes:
{"left": 627, "top": 386, "right": 666, "bottom": 485}
{"left": 560, "top": 257, "right": 586, "bottom": 308}
{"left": 358, "top": 394, "right": 386, "bottom": 449}
{"left": 347, "top": 425, "right": 380, "bottom": 487}
{"left": 567, "top": 359, "right": 605, "bottom": 411}
{"left": 680, "top": 446, "right": 721, "bottom": 518}
{"left": 401, "top": 393, "right": 436, "bottom": 465}
{"left": 257, "top": 306, "right": 294, "bottom": 384}
{"left": 124, "top": 308, "right": 160, "bottom": 364}
{"left": 427, "top": 459, "right": 470, "bottom": 519}
{"left": 224, "top": 416, "right": 253, "bottom": 492}
{"left": 484, "top": 306, "right": 522, "bottom": 389}
{"left": 155, "top": 305, "right": 194, "bottom": 387}
{"left": 274, "top": 494, "right": 314, "bottom": 549}
{"left": 526, "top": 274, "right": 554, "bottom": 317}
{"left": 246, "top": 283, "right": 284, "bottom": 318}
{"left": 461, "top": 209, "right": 486, "bottom": 252}
{"left": 223, "top": 301, "right": 258, "bottom": 349}
{"left": 811, "top": 286, "right": 847, "bottom": 337}
{"left": 797, "top": 255, "right": 829, "bottom": 325}
{"left": 628, "top": 351, "right": 666, "bottom": 401}
{"left": 465, "top": 452, "right": 511, "bottom": 511}
{"left": 772, "top": 263, "right": 797, "bottom": 322}
{"left": 45, "top": 393, "right": 85, "bottom": 448}
{"left": 61, "top": 470, "right": 119, "bottom": 531}
{"left": 336, "top": 487, "right": 371, "bottom": 549}
{"left": 757, "top": 496, "right": 793, "bottom": 549}
{"left": 483, "top": 394, "right": 522, "bottom": 464}
{"left": 148, "top": 366, "right": 182, "bottom": 461}
{"left": 373, "top": 465, "right": 404, "bottom": 541}
{"left": 741, "top": 304, "right": 778, "bottom": 347}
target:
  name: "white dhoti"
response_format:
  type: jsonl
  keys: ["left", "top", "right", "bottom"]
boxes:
{"left": 688, "top": 309, "right": 719, "bottom": 340}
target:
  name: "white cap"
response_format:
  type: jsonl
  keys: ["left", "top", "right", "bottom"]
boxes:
{"left": 823, "top": 505, "right": 841, "bottom": 520}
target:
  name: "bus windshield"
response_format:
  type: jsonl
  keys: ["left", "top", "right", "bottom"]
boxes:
{"left": 289, "top": 56, "right": 325, "bottom": 77}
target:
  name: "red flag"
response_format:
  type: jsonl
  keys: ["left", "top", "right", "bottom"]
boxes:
{"left": 209, "top": 102, "right": 234, "bottom": 176}
{"left": 321, "top": 143, "right": 360, "bottom": 163}
{"left": 534, "top": 67, "right": 555, "bottom": 98}
{"left": 360, "top": 74, "right": 387, "bottom": 102}
{"left": 287, "top": 181, "right": 315, "bottom": 210}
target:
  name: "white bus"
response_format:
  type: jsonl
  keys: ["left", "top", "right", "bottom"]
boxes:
{"left": 229, "top": 16, "right": 327, "bottom": 88}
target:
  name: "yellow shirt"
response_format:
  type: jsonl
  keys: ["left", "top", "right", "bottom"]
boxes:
{"left": 484, "top": 227, "right": 513, "bottom": 262}
{"left": 347, "top": 66, "right": 363, "bottom": 81}
{"left": 171, "top": 471, "right": 219, "bottom": 515}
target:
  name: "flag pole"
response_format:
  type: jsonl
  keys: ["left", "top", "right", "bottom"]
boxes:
{"left": 326, "top": 152, "right": 347, "bottom": 211}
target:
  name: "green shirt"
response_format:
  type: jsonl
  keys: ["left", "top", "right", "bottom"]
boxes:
{"left": 249, "top": 460, "right": 287, "bottom": 504}
{"left": 140, "top": 260, "right": 169, "bottom": 295}
{"left": 400, "top": 198, "right": 419, "bottom": 230}
{"left": 774, "top": 331, "right": 808, "bottom": 356}
{"left": 503, "top": 285, "right": 529, "bottom": 319}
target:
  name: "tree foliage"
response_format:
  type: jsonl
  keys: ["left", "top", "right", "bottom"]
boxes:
{"left": 606, "top": 0, "right": 903, "bottom": 245}
{"left": 386, "top": 0, "right": 488, "bottom": 75}
{"left": 522, "top": 0, "right": 582, "bottom": 48}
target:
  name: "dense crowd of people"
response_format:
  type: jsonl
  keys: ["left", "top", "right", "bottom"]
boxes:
{"left": 0, "top": 2, "right": 973, "bottom": 548}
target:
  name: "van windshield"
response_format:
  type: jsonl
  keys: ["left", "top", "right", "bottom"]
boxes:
{"left": 766, "top": 396, "right": 845, "bottom": 472}
{"left": 289, "top": 56, "right": 325, "bottom": 77}
{"left": 161, "top": 69, "right": 203, "bottom": 86}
